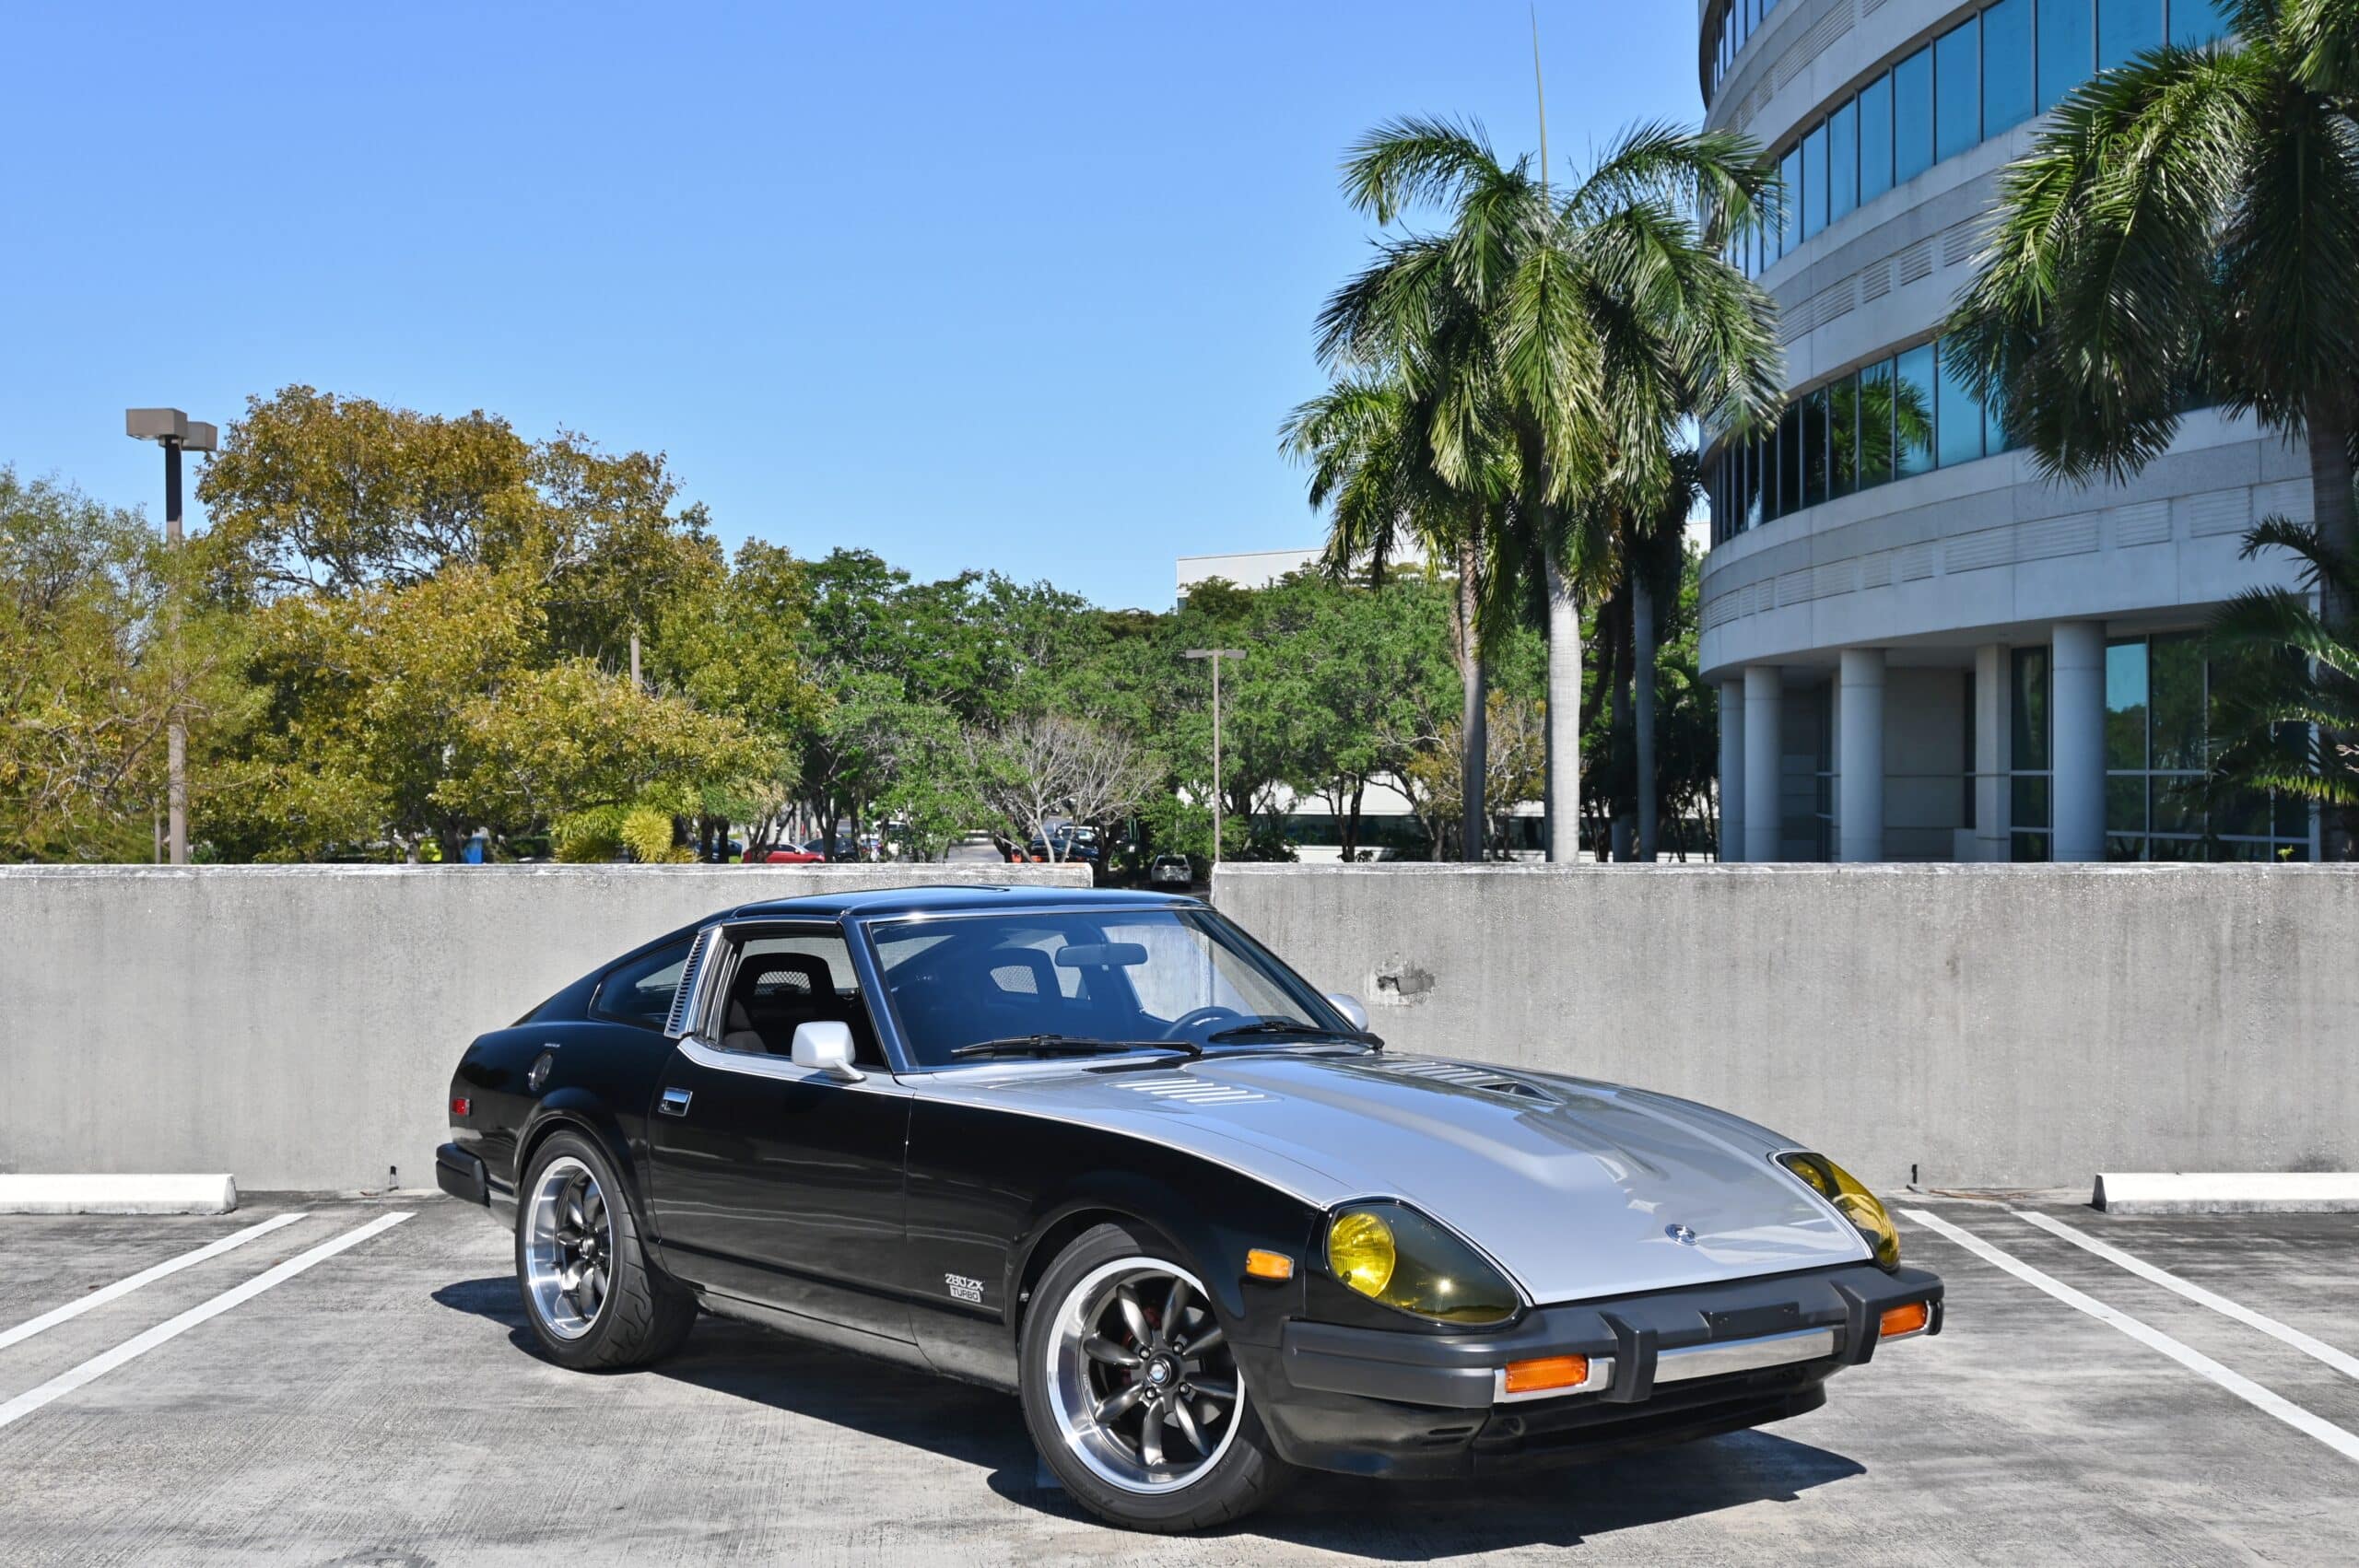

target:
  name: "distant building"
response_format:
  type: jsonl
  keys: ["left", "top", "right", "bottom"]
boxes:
{"left": 1698, "top": 0, "right": 2315, "bottom": 862}
{"left": 1177, "top": 541, "right": 1429, "bottom": 601}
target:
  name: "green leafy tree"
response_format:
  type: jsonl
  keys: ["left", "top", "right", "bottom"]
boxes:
{"left": 2202, "top": 520, "right": 2359, "bottom": 822}
{"left": 1948, "top": 0, "right": 2359, "bottom": 856}
{"left": 0, "top": 469, "right": 253, "bottom": 860}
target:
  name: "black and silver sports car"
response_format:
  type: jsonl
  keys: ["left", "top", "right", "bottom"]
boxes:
{"left": 438, "top": 885, "right": 1942, "bottom": 1532}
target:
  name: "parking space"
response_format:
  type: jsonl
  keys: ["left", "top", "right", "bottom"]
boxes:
{"left": 1, "top": 1196, "right": 2354, "bottom": 1565}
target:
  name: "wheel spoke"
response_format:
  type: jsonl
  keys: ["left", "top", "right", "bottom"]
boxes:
{"left": 1162, "top": 1274, "right": 1191, "bottom": 1334}
{"left": 566, "top": 1193, "right": 588, "bottom": 1233}
{"left": 1187, "top": 1377, "right": 1237, "bottom": 1404}
{"left": 1095, "top": 1382, "right": 1146, "bottom": 1424}
{"left": 581, "top": 1264, "right": 606, "bottom": 1318}
{"left": 1084, "top": 1334, "right": 1142, "bottom": 1367}
{"left": 1182, "top": 1323, "right": 1224, "bottom": 1355}
{"left": 1138, "top": 1404, "right": 1166, "bottom": 1468}
{"left": 584, "top": 1185, "right": 606, "bottom": 1231}
{"left": 1114, "top": 1286, "right": 1155, "bottom": 1347}
{"left": 1168, "top": 1396, "right": 1206, "bottom": 1454}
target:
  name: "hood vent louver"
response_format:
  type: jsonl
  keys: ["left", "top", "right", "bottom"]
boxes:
{"left": 1367, "top": 1059, "right": 1559, "bottom": 1104}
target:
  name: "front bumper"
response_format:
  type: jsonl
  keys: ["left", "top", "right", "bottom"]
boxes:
{"left": 1243, "top": 1260, "right": 1942, "bottom": 1478}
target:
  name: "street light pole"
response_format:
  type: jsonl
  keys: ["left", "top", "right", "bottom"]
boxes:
{"left": 126, "top": 409, "right": 217, "bottom": 866}
{"left": 1183, "top": 649, "right": 1246, "bottom": 863}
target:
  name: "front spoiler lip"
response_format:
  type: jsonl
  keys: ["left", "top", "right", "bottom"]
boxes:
{"left": 1280, "top": 1260, "right": 1944, "bottom": 1410}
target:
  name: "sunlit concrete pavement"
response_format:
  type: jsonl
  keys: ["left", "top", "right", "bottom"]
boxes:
{"left": 3, "top": 1195, "right": 2356, "bottom": 1565}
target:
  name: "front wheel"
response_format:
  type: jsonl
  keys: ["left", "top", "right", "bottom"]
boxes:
{"left": 1020, "top": 1222, "right": 1294, "bottom": 1531}
{"left": 515, "top": 1130, "right": 695, "bottom": 1370}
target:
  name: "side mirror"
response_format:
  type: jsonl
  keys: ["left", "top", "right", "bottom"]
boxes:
{"left": 790, "top": 1021, "right": 866, "bottom": 1083}
{"left": 1325, "top": 992, "right": 1370, "bottom": 1033}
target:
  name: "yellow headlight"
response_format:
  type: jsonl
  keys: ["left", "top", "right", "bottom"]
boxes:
{"left": 1328, "top": 1209, "right": 1398, "bottom": 1297}
{"left": 1778, "top": 1152, "right": 1902, "bottom": 1270}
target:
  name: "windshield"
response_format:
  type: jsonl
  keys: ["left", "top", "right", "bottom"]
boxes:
{"left": 868, "top": 907, "right": 1355, "bottom": 1069}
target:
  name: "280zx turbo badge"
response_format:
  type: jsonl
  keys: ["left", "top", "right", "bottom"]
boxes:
{"left": 944, "top": 1272, "right": 985, "bottom": 1305}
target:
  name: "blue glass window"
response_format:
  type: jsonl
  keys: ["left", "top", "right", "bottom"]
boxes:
{"left": 1802, "top": 386, "right": 1830, "bottom": 507}
{"left": 2171, "top": 0, "right": 2233, "bottom": 48}
{"left": 1858, "top": 72, "right": 1895, "bottom": 204}
{"left": 2098, "top": 0, "right": 2165, "bottom": 71}
{"left": 1779, "top": 145, "right": 1802, "bottom": 257}
{"left": 1778, "top": 404, "right": 1803, "bottom": 516}
{"left": 1802, "top": 123, "right": 1830, "bottom": 239}
{"left": 1895, "top": 344, "right": 1936, "bottom": 477}
{"left": 1827, "top": 98, "right": 1860, "bottom": 224}
{"left": 2040, "top": 0, "right": 2095, "bottom": 111}
{"left": 1983, "top": 0, "right": 2036, "bottom": 135}
{"left": 1935, "top": 340, "right": 1987, "bottom": 467}
{"left": 1894, "top": 47, "right": 1935, "bottom": 184}
{"left": 1859, "top": 358, "right": 1895, "bottom": 487}
{"left": 1935, "top": 18, "right": 1981, "bottom": 163}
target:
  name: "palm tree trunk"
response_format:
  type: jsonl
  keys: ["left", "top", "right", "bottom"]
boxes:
{"left": 2309, "top": 403, "right": 2355, "bottom": 860}
{"left": 1543, "top": 556, "right": 1582, "bottom": 863}
{"left": 1457, "top": 533, "right": 1487, "bottom": 862}
{"left": 1633, "top": 570, "right": 1660, "bottom": 862}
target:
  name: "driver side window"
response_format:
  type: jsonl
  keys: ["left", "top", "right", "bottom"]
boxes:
{"left": 711, "top": 927, "right": 886, "bottom": 1068}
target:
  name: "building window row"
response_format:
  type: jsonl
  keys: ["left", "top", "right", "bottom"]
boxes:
{"left": 1705, "top": 333, "right": 2016, "bottom": 546}
{"left": 1727, "top": 0, "right": 2233, "bottom": 279}
{"left": 1708, "top": 0, "right": 1788, "bottom": 104}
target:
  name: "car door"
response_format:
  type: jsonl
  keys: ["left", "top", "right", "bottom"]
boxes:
{"left": 643, "top": 920, "right": 915, "bottom": 1343}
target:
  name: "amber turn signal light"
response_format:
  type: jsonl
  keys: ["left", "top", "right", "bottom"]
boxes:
{"left": 1245, "top": 1249, "right": 1296, "bottom": 1281}
{"left": 1880, "top": 1302, "right": 1931, "bottom": 1339}
{"left": 1502, "top": 1354, "right": 1590, "bottom": 1395}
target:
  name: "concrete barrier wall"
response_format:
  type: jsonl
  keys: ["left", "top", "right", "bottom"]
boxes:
{"left": 0, "top": 865, "right": 1087, "bottom": 1191}
{"left": 1214, "top": 863, "right": 2359, "bottom": 1190}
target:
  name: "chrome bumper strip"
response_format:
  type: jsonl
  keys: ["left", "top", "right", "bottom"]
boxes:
{"left": 1653, "top": 1326, "right": 1838, "bottom": 1385}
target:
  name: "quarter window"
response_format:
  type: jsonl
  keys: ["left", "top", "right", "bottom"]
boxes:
{"left": 593, "top": 938, "right": 697, "bottom": 1031}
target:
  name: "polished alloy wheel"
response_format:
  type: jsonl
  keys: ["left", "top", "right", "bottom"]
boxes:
{"left": 523, "top": 1155, "right": 614, "bottom": 1340}
{"left": 1044, "top": 1257, "right": 1244, "bottom": 1494}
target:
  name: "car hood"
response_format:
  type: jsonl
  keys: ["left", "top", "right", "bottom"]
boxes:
{"left": 919, "top": 1050, "right": 1868, "bottom": 1305}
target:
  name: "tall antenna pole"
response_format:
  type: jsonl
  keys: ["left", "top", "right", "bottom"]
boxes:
{"left": 1532, "top": 3, "right": 1549, "bottom": 190}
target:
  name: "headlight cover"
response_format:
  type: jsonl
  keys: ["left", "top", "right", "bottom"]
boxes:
{"left": 1778, "top": 1152, "right": 1901, "bottom": 1270}
{"left": 1323, "top": 1201, "right": 1519, "bottom": 1325}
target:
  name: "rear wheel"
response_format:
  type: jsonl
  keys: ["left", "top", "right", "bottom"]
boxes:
{"left": 1020, "top": 1221, "right": 1293, "bottom": 1531}
{"left": 515, "top": 1130, "right": 694, "bottom": 1370}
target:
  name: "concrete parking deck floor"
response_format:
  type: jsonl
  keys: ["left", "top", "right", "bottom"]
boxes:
{"left": 2, "top": 1196, "right": 2355, "bottom": 1565}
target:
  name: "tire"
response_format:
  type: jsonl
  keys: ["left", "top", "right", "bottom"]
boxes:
{"left": 1020, "top": 1221, "right": 1295, "bottom": 1532}
{"left": 514, "top": 1129, "right": 695, "bottom": 1370}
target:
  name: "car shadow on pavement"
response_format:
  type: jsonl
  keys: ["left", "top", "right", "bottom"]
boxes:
{"left": 432, "top": 1276, "right": 1863, "bottom": 1553}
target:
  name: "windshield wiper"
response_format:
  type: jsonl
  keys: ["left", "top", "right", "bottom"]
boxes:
{"left": 1206, "top": 1019, "right": 1382, "bottom": 1047}
{"left": 948, "top": 1035, "right": 1203, "bottom": 1060}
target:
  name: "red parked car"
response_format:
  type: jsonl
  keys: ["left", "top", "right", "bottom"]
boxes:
{"left": 744, "top": 841, "right": 826, "bottom": 865}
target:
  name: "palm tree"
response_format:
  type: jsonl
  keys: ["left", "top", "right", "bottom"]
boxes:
{"left": 2202, "top": 519, "right": 2359, "bottom": 825}
{"left": 1320, "top": 117, "right": 1780, "bottom": 863}
{"left": 1948, "top": 0, "right": 2359, "bottom": 857}
{"left": 1625, "top": 451, "right": 1704, "bottom": 860}
{"left": 1283, "top": 372, "right": 1510, "bottom": 860}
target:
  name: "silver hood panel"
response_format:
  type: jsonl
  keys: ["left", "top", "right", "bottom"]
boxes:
{"left": 913, "top": 1051, "right": 1868, "bottom": 1305}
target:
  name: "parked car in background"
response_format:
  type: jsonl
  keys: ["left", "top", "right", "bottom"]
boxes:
{"left": 439, "top": 885, "right": 1942, "bottom": 1533}
{"left": 744, "top": 841, "right": 825, "bottom": 865}
{"left": 1027, "top": 824, "right": 1103, "bottom": 864}
{"left": 1149, "top": 852, "right": 1193, "bottom": 887}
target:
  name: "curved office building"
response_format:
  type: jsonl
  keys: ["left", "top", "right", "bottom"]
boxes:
{"left": 1696, "top": 0, "right": 2318, "bottom": 862}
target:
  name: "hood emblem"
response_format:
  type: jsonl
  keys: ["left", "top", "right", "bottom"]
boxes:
{"left": 1666, "top": 1223, "right": 1699, "bottom": 1246}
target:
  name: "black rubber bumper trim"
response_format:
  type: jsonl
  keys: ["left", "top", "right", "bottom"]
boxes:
{"left": 1281, "top": 1260, "right": 1943, "bottom": 1410}
{"left": 435, "top": 1141, "right": 489, "bottom": 1206}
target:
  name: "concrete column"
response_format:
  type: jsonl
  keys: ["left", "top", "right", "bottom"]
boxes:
{"left": 1975, "top": 644, "right": 2008, "bottom": 861}
{"left": 2052, "top": 622, "right": 2107, "bottom": 861}
{"left": 1718, "top": 681, "right": 1746, "bottom": 862}
{"left": 1743, "top": 667, "right": 1783, "bottom": 862}
{"left": 1837, "top": 649, "right": 1886, "bottom": 862}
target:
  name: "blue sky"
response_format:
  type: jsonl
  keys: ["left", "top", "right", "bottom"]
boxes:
{"left": 4, "top": 2, "right": 1699, "bottom": 610}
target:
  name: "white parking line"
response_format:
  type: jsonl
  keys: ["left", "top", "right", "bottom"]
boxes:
{"left": 1903, "top": 1209, "right": 2359, "bottom": 1466}
{"left": 2013, "top": 1211, "right": 2359, "bottom": 1384}
{"left": 0, "top": 1211, "right": 410, "bottom": 1432}
{"left": 0, "top": 1212, "right": 308, "bottom": 1353}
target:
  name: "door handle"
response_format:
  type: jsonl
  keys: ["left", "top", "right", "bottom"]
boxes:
{"left": 658, "top": 1087, "right": 693, "bottom": 1117}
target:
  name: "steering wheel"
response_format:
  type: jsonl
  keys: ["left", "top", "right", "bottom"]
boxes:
{"left": 1162, "top": 1005, "right": 1242, "bottom": 1040}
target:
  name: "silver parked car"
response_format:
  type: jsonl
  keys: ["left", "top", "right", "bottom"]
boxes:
{"left": 1147, "top": 851, "right": 1194, "bottom": 886}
